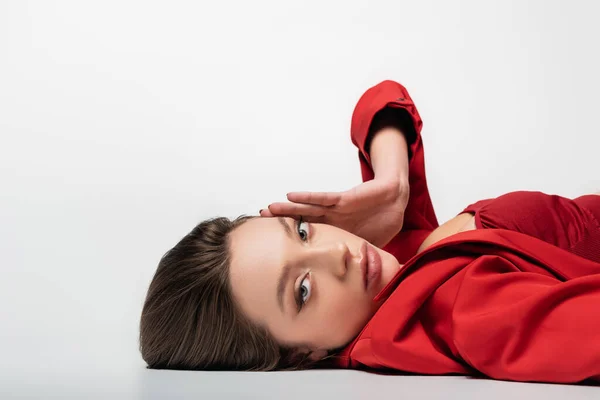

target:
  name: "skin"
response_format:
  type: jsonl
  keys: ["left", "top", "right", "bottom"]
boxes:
{"left": 228, "top": 194, "right": 599, "bottom": 360}
{"left": 228, "top": 216, "right": 402, "bottom": 360}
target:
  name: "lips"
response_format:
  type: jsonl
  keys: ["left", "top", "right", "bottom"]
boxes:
{"left": 361, "top": 241, "right": 382, "bottom": 291}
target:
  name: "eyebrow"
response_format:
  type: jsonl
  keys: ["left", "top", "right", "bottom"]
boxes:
{"left": 276, "top": 217, "right": 294, "bottom": 312}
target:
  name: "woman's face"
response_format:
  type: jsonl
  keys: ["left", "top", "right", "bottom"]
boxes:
{"left": 228, "top": 216, "right": 402, "bottom": 359}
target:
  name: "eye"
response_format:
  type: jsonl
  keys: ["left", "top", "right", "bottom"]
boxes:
{"left": 296, "top": 273, "right": 311, "bottom": 311}
{"left": 296, "top": 217, "right": 310, "bottom": 242}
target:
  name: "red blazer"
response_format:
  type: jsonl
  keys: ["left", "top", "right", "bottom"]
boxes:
{"left": 331, "top": 80, "right": 600, "bottom": 384}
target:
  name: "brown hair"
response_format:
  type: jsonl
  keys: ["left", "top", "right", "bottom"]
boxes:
{"left": 139, "top": 215, "right": 327, "bottom": 371}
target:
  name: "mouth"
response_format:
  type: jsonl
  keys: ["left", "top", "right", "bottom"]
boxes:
{"left": 360, "top": 241, "right": 382, "bottom": 291}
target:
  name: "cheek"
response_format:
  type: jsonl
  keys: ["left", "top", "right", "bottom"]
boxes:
{"left": 319, "top": 284, "right": 373, "bottom": 344}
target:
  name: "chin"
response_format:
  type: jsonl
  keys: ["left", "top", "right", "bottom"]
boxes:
{"left": 379, "top": 249, "right": 401, "bottom": 287}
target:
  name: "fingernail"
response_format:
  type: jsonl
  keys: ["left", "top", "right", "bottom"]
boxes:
{"left": 259, "top": 209, "right": 264, "bottom": 214}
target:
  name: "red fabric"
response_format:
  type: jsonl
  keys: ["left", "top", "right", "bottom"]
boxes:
{"left": 331, "top": 80, "right": 600, "bottom": 383}
{"left": 334, "top": 229, "right": 600, "bottom": 383}
{"left": 460, "top": 192, "right": 600, "bottom": 264}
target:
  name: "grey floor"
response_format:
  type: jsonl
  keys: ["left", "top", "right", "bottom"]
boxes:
{"left": 2, "top": 368, "right": 599, "bottom": 399}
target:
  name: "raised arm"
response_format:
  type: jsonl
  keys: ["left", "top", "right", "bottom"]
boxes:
{"left": 351, "top": 80, "right": 439, "bottom": 262}
{"left": 261, "top": 80, "right": 439, "bottom": 258}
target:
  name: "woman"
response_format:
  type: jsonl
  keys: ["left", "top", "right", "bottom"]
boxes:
{"left": 139, "top": 80, "right": 600, "bottom": 383}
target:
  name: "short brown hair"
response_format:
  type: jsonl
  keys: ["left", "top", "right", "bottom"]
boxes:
{"left": 139, "top": 215, "right": 320, "bottom": 371}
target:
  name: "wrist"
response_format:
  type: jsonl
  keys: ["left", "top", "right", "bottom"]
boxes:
{"left": 374, "top": 177, "right": 410, "bottom": 208}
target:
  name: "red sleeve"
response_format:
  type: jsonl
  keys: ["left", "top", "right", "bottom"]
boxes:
{"left": 460, "top": 191, "right": 600, "bottom": 263}
{"left": 452, "top": 257, "right": 600, "bottom": 383}
{"left": 350, "top": 80, "right": 438, "bottom": 262}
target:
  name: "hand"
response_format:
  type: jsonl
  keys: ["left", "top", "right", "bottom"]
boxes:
{"left": 260, "top": 179, "right": 409, "bottom": 248}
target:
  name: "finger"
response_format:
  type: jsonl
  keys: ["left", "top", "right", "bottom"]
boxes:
{"left": 264, "top": 212, "right": 326, "bottom": 224}
{"left": 286, "top": 191, "right": 341, "bottom": 206}
{"left": 259, "top": 209, "right": 275, "bottom": 217}
{"left": 268, "top": 202, "right": 326, "bottom": 218}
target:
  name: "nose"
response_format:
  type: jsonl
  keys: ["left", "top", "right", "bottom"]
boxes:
{"left": 309, "top": 241, "right": 352, "bottom": 278}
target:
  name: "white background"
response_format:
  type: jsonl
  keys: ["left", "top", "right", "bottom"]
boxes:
{"left": 1, "top": 0, "right": 599, "bottom": 398}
